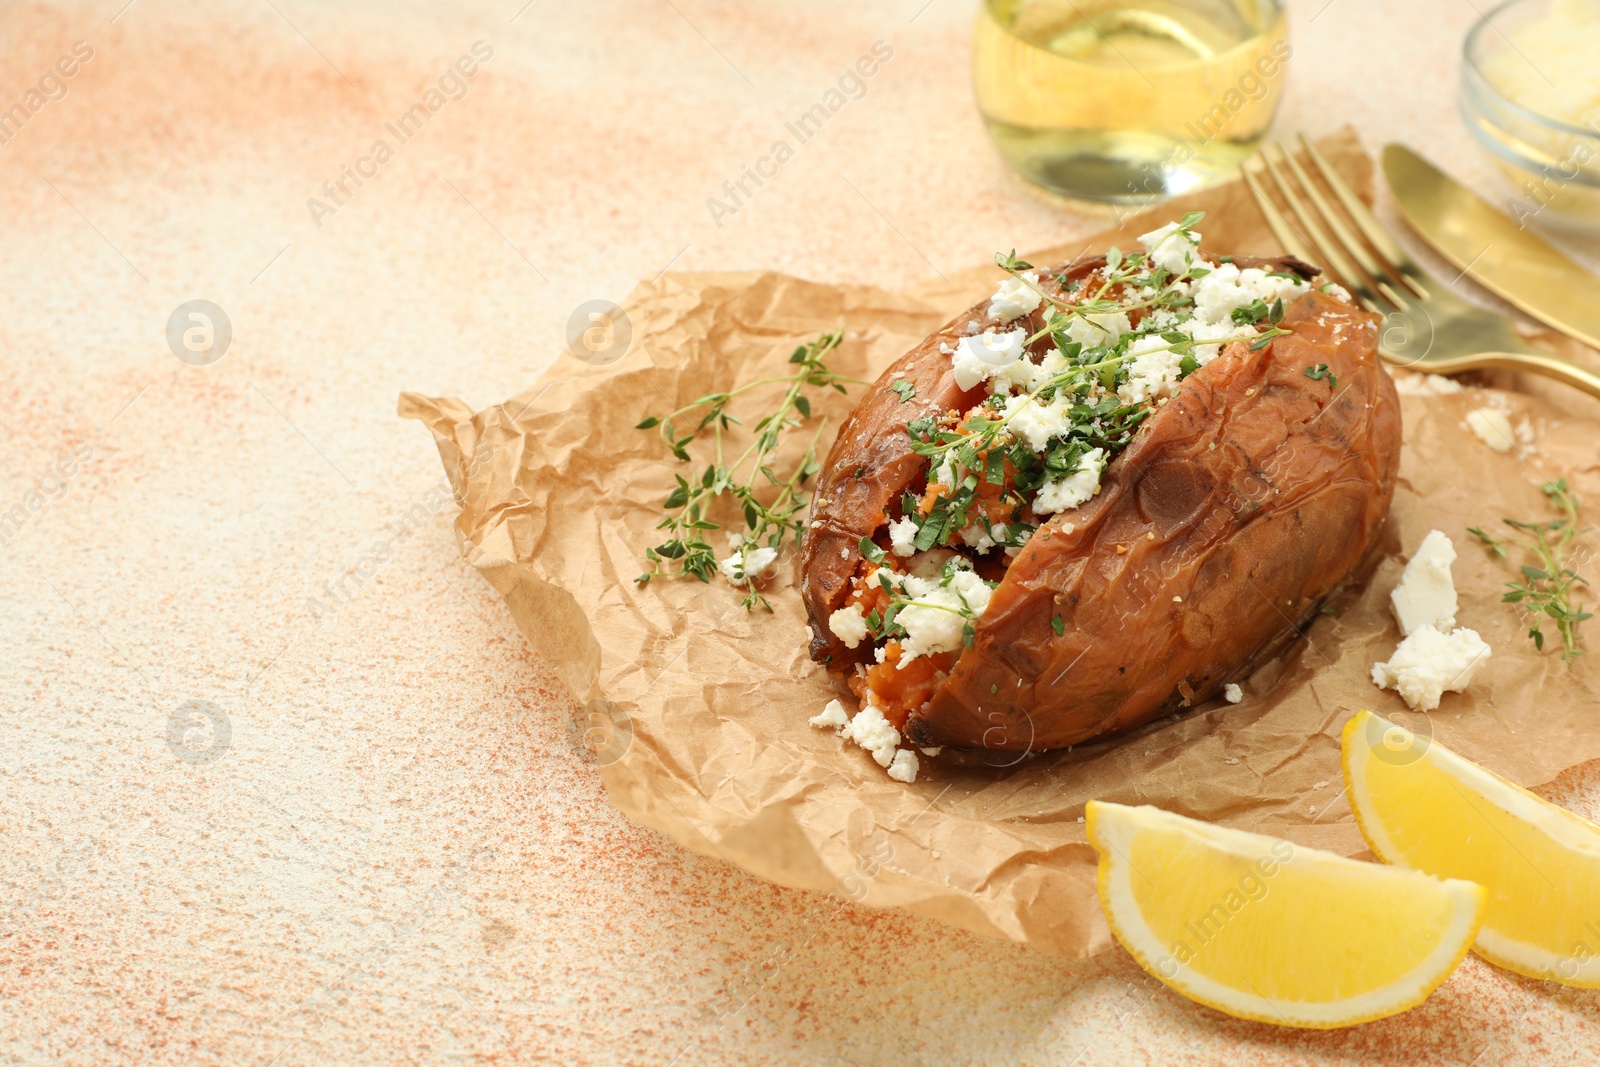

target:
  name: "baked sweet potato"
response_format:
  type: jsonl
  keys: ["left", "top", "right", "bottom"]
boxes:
{"left": 802, "top": 243, "right": 1401, "bottom": 752}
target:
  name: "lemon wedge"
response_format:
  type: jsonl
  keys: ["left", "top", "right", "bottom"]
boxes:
{"left": 1087, "top": 800, "right": 1485, "bottom": 1028}
{"left": 1344, "top": 709, "right": 1600, "bottom": 986}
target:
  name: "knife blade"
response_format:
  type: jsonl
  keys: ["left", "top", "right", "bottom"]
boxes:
{"left": 1382, "top": 143, "right": 1600, "bottom": 352}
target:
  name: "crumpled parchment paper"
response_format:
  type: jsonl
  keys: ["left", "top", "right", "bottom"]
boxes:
{"left": 400, "top": 130, "right": 1600, "bottom": 958}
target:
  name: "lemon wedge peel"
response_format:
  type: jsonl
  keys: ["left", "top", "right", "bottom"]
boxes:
{"left": 1087, "top": 799, "right": 1486, "bottom": 1029}
{"left": 1343, "top": 709, "right": 1600, "bottom": 988}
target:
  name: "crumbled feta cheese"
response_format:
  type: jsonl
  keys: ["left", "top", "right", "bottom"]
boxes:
{"left": 951, "top": 329, "right": 1027, "bottom": 391}
{"left": 1176, "top": 315, "right": 1257, "bottom": 365}
{"left": 1117, "top": 333, "right": 1185, "bottom": 404}
{"left": 718, "top": 544, "right": 777, "bottom": 585}
{"left": 1190, "top": 263, "right": 1308, "bottom": 326}
{"left": 843, "top": 705, "right": 901, "bottom": 768}
{"left": 958, "top": 524, "right": 996, "bottom": 554}
{"left": 1371, "top": 624, "right": 1491, "bottom": 712}
{"left": 1064, "top": 310, "right": 1130, "bottom": 349}
{"left": 1144, "top": 308, "right": 1181, "bottom": 331}
{"left": 828, "top": 604, "right": 870, "bottom": 649}
{"left": 809, "top": 698, "right": 850, "bottom": 731}
{"left": 1138, "top": 221, "right": 1200, "bottom": 275}
{"left": 1033, "top": 448, "right": 1106, "bottom": 515}
{"left": 888, "top": 516, "right": 918, "bottom": 557}
{"left": 988, "top": 271, "right": 1043, "bottom": 323}
{"left": 1001, "top": 392, "right": 1075, "bottom": 452}
{"left": 1224, "top": 683, "right": 1243, "bottom": 704}
{"left": 894, "top": 564, "right": 994, "bottom": 661}
{"left": 1393, "top": 372, "right": 1465, "bottom": 396}
{"left": 990, "top": 347, "right": 1068, "bottom": 394}
{"left": 886, "top": 748, "right": 920, "bottom": 783}
{"left": 1390, "top": 530, "right": 1458, "bottom": 637}
{"left": 1466, "top": 408, "right": 1515, "bottom": 453}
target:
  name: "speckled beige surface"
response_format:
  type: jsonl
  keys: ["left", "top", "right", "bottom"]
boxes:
{"left": 4, "top": 0, "right": 1600, "bottom": 1063}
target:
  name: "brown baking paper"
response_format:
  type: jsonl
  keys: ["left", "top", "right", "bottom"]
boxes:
{"left": 400, "top": 130, "right": 1600, "bottom": 958}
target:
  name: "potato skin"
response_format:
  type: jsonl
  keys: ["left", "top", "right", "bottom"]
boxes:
{"left": 802, "top": 257, "right": 1401, "bottom": 752}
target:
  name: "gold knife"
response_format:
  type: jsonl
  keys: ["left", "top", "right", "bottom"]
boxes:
{"left": 1382, "top": 143, "right": 1600, "bottom": 353}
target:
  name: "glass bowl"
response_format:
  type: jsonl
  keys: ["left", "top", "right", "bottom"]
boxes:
{"left": 1460, "top": 0, "right": 1600, "bottom": 232}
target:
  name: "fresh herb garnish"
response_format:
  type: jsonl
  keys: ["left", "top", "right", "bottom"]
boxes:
{"left": 1304, "top": 363, "right": 1337, "bottom": 388}
{"left": 1470, "top": 479, "right": 1593, "bottom": 660}
{"left": 634, "top": 329, "right": 869, "bottom": 610}
{"left": 889, "top": 379, "right": 916, "bottom": 403}
{"left": 891, "top": 218, "right": 1238, "bottom": 555}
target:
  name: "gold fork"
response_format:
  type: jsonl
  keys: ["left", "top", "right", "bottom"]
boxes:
{"left": 1241, "top": 134, "right": 1600, "bottom": 400}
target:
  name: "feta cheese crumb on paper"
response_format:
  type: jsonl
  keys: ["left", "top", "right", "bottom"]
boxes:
{"left": 1033, "top": 448, "right": 1106, "bottom": 515}
{"left": 809, "top": 699, "right": 850, "bottom": 731}
{"left": 1466, "top": 408, "right": 1516, "bottom": 453}
{"left": 842, "top": 705, "right": 900, "bottom": 768}
{"left": 814, "top": 699, "right": 923, "bottom": 782}
{"left": 718, "top": 543, "right": 777, "bottom": 585}
{"left": 1390, "top": 529, "right": 1459, "bottom": 636}
{"left": 828, "top": 604, "right": 869, "bottom": 649}
{"left": 951, "top": 329, "right": 1027, "bottom": 391}
{"left": 1374, "top": 530, "right": 1488, "bottom": 710}
{"left": 1371, "top": 624, "right": 1492, "bottom": 712}
{"left": 987, "top": 271, "right": 1042, "bottom": 324}
{"left": 1224, "top": 683, "right": 1243, "bottom": 704}
{"left": 886, "top": 748, "right": 920, "bottom": 783}
{"left": 1392, "top": 372, "right": 1465, "bottom": 396}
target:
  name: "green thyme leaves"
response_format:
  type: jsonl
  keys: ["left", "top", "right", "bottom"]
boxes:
{"left": 1304, "top": 363, "right": 1338, "bottom": 388}
{"left": 1470, "top": 479, "right": 1593, "bottom": 661}
{"left": 635, "top": 329, "right": 868, "bottom": 610}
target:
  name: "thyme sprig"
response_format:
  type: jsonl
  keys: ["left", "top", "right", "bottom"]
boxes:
{"left": 1469, "top": 479, "right": 1593, "bottom": 660}
{"left": 634, "top": 329, "right": 868, "bottom": 610}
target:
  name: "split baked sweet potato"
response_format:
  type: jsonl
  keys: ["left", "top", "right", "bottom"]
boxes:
{"left": 802, "top": 229, "right": 1401, "bottom": 753}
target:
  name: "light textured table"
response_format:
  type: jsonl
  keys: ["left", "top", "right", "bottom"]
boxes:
{"left": 5, "top": 1, "right": 1599, "bottom": 1063}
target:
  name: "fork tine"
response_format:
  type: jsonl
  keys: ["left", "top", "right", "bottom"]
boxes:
{"left": 1256, "top": 147, "right": 1393, "bottom": 315}
{"left": 1241, "top": 165, "right": 1321, "bottom": 265}
{"left": 1298, "top": 134, "right": 1429, "bottom": 299}
{"left": 1276, "top": 148, "right": 1413, "bottom": 309}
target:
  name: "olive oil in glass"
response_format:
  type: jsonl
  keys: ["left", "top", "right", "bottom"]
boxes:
{"left": 973, "top": 0, "right": 1290, "bottom": 205}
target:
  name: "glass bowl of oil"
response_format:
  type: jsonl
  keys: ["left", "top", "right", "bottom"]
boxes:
{"left": 973, "top": 0, "right": 1290, "bottom": 206}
